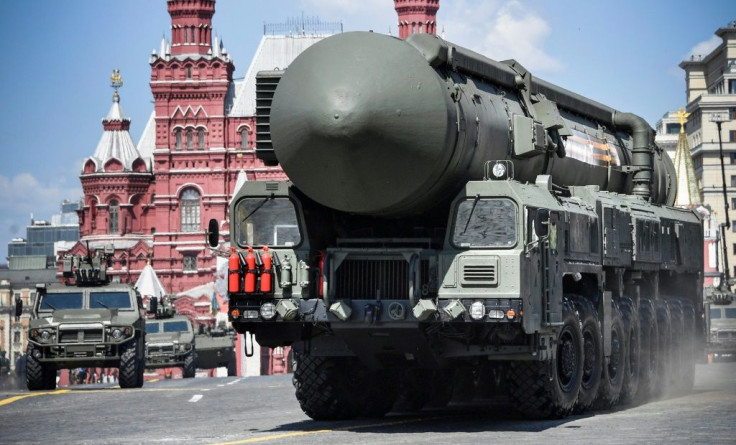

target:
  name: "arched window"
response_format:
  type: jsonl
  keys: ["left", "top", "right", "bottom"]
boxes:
{"left": 175, "top": 129, "right": 182, "bottom": 150}
{"left": 186, "top": 66, "right": 192, "bottom": 79}
{"left": 109, "top": 200, "right": 119, "bottom": 234}
{"left": 241, "top": 131, "right": 248, "bottom": 149}
{"left": 198, "top": 128, "right": 205, "bottom": 149}
{"left": 184, "top": 27, "right": 189, "bottom": 44}
{"left": 187, "top": 130, "right": 193, "bottom": 150}
{"left": 181, "top": 189, "right": 200, "bottom": 232}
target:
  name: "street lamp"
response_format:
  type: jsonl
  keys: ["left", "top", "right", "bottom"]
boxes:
{"left": 711, "top": 113, "right": 731, "bottom": 287}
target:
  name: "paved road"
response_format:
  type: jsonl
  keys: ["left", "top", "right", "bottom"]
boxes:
{"left": 2, "top": 361, "right": 735, "bottom": 444}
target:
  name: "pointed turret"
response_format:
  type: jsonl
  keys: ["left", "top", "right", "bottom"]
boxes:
{"left": 672, "top": 108, "right": 702, "bottom": 208}
{"left": 85, "top": 70, "right": 145, "bottom": 173}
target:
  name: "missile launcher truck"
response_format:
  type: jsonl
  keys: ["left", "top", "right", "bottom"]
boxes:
{"left": 207, "top": 32, "right": 705, "bottom": 419}
{"left": 17, "top": 247, "right": 146, "bottom": 390}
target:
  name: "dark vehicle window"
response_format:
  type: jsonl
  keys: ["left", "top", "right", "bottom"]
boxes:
{"left": 726, "top": 308, "right": 736, "bottom": 319}
{"left": 90, "top": 292, "right": 132, "bottom": 309}
{"left": 452, "top": 198, "right": 517, "bottom": 248}
{"left": 163, "top": 321, "right": 190, "bottom": 332}
{"left": 711, "top": 308, "right": 722, "bottom": 319}
{"left": 234, "top": 197, "right": 301, "bottom": 247}
{"left": 146, "top": 323, "right": 160, "bottom": 333}
{"left": 40, "top": 292, "right": 83, "bottom": 310}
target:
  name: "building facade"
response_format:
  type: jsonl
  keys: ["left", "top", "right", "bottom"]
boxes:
{"left": 681, "top": 20, "right": 736, "bottom": 279}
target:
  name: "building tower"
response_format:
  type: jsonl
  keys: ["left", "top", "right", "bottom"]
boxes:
{"left": 148, "top": 0, "right": 236, "bottom": 293}
{"left": 394, "top": 0, "right": 439, "bottom": 39}
{"left": 680, "top": 20, "right": 736, "bottom": 278}
{"left": 68, "top": 70, "right": 154, "bottom": 280}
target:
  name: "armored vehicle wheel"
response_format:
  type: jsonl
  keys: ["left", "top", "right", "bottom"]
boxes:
{"left": 26, "top": 349, "right": 54, "bottom": 391}
{"left": 183, "top": 352, "right": 196, "bottom": 379}
{"left": 678, "top": 300, "right": 696, "bottom": 392}
{"left": 636, "top": 299, "right": 659, "bottom": 402}
{"left": 653, "top": 300, "right": 672, "bottom": 397}
{"left": 358, "top": 369, "right": 398, "bottom": 418}
{"left": 619, "top": 298, "right": 641, "bottom": 405}
{"left": 595, "top": 301, "right": 625, "bottom": 409}
{"left": 119, "top": 339, "right": 144, "bottom": 389}
{"left": 508, "top": 298, "right": 583, "bottom": 419}
{"left": 570, "top": 296, "right": 602, "bottom": 413}
{"left": 292, "top": 353, "right": 361, "bottom": 420}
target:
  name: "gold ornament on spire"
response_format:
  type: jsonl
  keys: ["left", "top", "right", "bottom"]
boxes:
{"left": 110, "top": 69, "right": 123, "bottom": 103}
{"left": 675, "top": 107, "right": 690, "bottom": 134}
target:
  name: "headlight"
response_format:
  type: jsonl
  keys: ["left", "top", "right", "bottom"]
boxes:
{"left": 111, "top": 329, "right": 123, "bottom": 339}
{"left": 40, "top": 330, "right": 51, "bottom": 341}
{"left": 491, "top": 163, "right": 506, "bottom": 179}
{"left": 260, "top": 302, "right": 276, "bottom": 320}
{"left": 469, "top": 301, "right": 486, "bottom": 320}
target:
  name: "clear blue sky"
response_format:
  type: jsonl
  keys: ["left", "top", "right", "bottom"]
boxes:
{"left": 0, "top": 0, "right": 732, "bottom": 261}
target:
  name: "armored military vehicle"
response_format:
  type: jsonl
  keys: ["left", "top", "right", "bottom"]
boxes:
{"left": 208, "top": 32, "right": 705, "bottom": 419}
{"left": 706, "top": 290, "right": 736, "bottom": 361}
{"left": 194, "top": 324, "right": 237, "bottom": 376}
{"left": 145, "top": 311, "right": 197, "bottom": 378}
{"left": 19, "top": 248, "right": 146, "bottom": 390}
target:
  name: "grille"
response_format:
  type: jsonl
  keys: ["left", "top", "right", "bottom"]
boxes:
{"left": 717, "top": 331, "right": 735, "bottom": 340}
{"left": 59, "top": 329, "right": 103, "bottom": 343}
{"left": 463, "top": 265, "right": 497, "bottom": 282}
{"left": 148, "top": 345, "right": 175, "bottom": 355}
{"left": 334, "top": 259, "right": 409, "bottom": 300}
{"left": 255, "top": 71, "right": 282, "bottom": 165}
{"left": 460, "top": 256, "right": 499, "bottom": 286}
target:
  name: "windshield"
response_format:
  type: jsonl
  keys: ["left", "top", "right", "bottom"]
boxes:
{"left": 452, "top": 198, "right": 517, "bottom": 248}
{"left": 163, "top": 321, "right": 190, "bottom": 333}
{"left": 40, "top": 292, "right": 83, "bottom": 310}
{"left": 234, "top": 197, "right": 301, "bottom": 247}
{"left": 711, "top": 308, "right": 722, "bottom": 319}
{"left": 726, "top": 308, "right": 736, "bottom": 319}
{"left": 146, "top": 323, "right": 160, "bottom": 333}
{"left": 90, "top": 292, "right": 132, "bottom": 309}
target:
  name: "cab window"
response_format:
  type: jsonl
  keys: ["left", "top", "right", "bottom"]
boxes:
{"left": 163, "top": 321, "right": 190, "bottom": 332}
{"left": 234, "top": 197, "right": 301, "bottom": 247}
{"left": 146, "top": 323, "right": 160, "bottom": 334}
{"left": 452, "top": 198, "right": 517, "bottom": 248}
{"left": 40, "top": 292, "right": 83, "bottom": 310}
{"left": 711, "top": 308, "right": 722, "bottom": 319}
{"left": 726, "top": 308, "right": 736, "bottom": 318}
{"left": 90, "top": 292, "right": 132, "bottom": 309}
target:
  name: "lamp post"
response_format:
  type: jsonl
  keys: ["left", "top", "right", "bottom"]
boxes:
{"left": 711, "top": 113, "right": 731, "bottom": 287}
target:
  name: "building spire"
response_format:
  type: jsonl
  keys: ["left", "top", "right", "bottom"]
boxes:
{"left": 110, "top": 69, "right": 123, "bottom": 103}
{"left": 672, "top": 107, "right": 702, "bottom": 208}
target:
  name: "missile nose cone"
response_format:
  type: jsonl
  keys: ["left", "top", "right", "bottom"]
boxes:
{"left": 270, "top": 32, "right": 455, "bottom": 216}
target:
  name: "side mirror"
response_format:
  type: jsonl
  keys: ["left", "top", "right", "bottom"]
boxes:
{"left": 534, "top": 209, "right": 550, "bottom": 238}
{"left": 14, "top": 296, "right": 23, "bottom": 320}
{"left": 207, "top": 219, "right": 219, "bottom": 248}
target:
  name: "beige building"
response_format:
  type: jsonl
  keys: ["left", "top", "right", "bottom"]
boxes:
{"left": 655, "top": 110, "right": 683, "bottom": 160}
{"left": 681, "top": 20, "right": 736, "bottom": 278}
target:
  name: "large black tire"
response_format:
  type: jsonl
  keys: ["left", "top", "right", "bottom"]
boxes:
{"left": 119, "top": 339, "right": 144, "bottom": 389}
{"left": 570, "top": 295, "right": 602, "bottom": 413}
{"left": 619, "top": 297, "right": 641, "bottom": 405}
{"left": 393, "top": 368, "right": 432, "bottom": 412}
{"left": 358, "top": 369, "right": 398, "bottom": 417}
{"left": 508, "top": 298, "right": 583, "bottom": 419}
{"left": 636, "top": 299, "right": 659, "bottom": 403}
{"left": 678, "top": 300, "right": 696, "bottom": 392}
{"left": 292, "top": 353, "right": 362, "bottom": 420}
{"left": 595, "top": 301, "right": 625, "bottom": 409}
{"left": 667, "top": 300, "right": 684, "bottom": 393}
{"left": 26, "top": 348, "right": 54, "bottom": 391}
{"left": 653, "top": 300, "right": 672, "bottom": 397}
{"left": 183, "top": 351, "right": 196, "bottom": 379}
